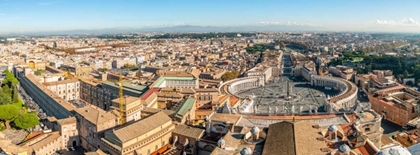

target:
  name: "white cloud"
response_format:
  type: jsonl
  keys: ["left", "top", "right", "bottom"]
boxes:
{"left": 373, "top": 18, "right": 420, "bottom": 27}
{"left": 174, "top": 22, "right": 186, "bottom": 26}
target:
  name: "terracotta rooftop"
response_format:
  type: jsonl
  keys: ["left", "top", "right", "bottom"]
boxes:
{"left": 140, "top": 88, "right": 160, "bottom": 100}
{"left": 56, "top": 117, "right": 77, "bottom": 125}
{"left": 173, "top": 124, "right": 205, "bottom": 139}
{"left": 110, "top": 112, "right": 172, "bottom": 143}
{"left": 75, "top": 105, "right": 118, "bottom": 125}
{"left": 262, "top": 121, "right": 326, "bottom": 155}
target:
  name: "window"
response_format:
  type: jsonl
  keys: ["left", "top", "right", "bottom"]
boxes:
{"left": 147, "top": 149, "right": 150, "bottom": 155}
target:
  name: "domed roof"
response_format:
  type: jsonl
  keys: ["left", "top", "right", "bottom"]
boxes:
{"left": 240, "top": 147, "right": 253, "bottom": 155}
{"left": 250, "top": 126, "right": 260, "bottom": 133}
{"left": 338, "top": 144, "right": 351, "bottom": 153}
{"left": 217, "top": 138, "right": 225, "bottom": 146}
{"left": 328, "top": 125, "right": 338, "bottom": 132}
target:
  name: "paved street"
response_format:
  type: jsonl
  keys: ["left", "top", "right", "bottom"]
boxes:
{"left": 17, "top": 84, "right": 46, "bottom": 123}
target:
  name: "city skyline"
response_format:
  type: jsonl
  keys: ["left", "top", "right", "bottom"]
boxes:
{"left": 1, "top": 0, "right": 420, "bottom": 34}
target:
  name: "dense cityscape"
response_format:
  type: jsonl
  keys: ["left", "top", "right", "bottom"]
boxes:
{"left": 0, "top": 32, "right": 419, "bottom": 155}
{"left": 2, "top": 0, "right": 420, "bottom": 155}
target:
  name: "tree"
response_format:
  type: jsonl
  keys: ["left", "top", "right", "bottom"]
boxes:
{"left": 2, "top": 70, "right": 18, "bottom": 87}
{"left": 0, "top": 92, "right": 11, "bottom": 105}
{"left": 2, "top": 85, "right": 11, "bottom": 96}
{"left": 121, "top": 64, "right": 138, "bottom": 70}
{"left": 34, "top": 70, "right": 42, "bottom": 75}
{"left": 12, "top": 86, "right": 19, "bottom": 104}
{"left": 13, "top": 113, "right": 39, "bottom": 129}
{"left": 98, "top": 68, "right": 108, "bottom": 72}
{"left": 221, "top": 71, "right": 241, "bottom": 82}
{"left": 0, "top": 105, "right": 19, "bottom": 129}
{"left": 403, "top": 70, "right": 410, "bottom": 78}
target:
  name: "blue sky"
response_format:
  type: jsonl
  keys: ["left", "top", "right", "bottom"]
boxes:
{"left": 0, "top": 0, "right": 420, "bottom": 33}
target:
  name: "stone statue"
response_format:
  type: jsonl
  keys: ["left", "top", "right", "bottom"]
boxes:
{"left": 275, "top": 106, "right": 278, "bottom": 114}
{"left": 309, "top": 105, "right": 312, "bottom": 114}
{"left": 299, "top": 106, "right": 303, "bottom": 114}
{"left": 291, "top": 105, "right": 295, "bottom": 114}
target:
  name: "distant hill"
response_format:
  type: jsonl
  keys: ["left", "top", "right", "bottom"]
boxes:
{"left": 0, "top": 25, "right": 328, "bottom": 36}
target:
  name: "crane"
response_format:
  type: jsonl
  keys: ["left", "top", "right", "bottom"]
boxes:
{"left": 119, "top": 74, "right": 125, "bottom": 125}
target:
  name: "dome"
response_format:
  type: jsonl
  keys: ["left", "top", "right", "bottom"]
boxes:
{"left": 328, "top": 125, "right": 338, "bottom": 132}
{"left": 338, "top": 144, "right": 351, "bottom": 153}
{"left": 250, "top": 126, "right": 260, "bottom": 133}
{"left": 240, "top": 147, "right": 253, "bottom": 155}
{"left": 217, "top": 138, "right": 225, "bottom": 146}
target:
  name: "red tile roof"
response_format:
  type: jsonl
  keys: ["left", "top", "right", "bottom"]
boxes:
{"left": 140, "top": 88, "right": 160, "bottom": 100}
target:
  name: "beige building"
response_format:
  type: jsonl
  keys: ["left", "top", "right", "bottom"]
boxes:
{"left": 43, "top": 78, "right": 80, "bottom": 101}
{"left": 245, "top": 65, "right": 273, "bottom": 83}
{"left": 56, "top": 117, "right": 80, "bottom": 148}
{"left": 100, "top": 112, "right": 174, "bottom": 155}
{"left": 61, "top": 64, "right": 92, "bottom": 76}
{"left": 111, "top": 96, "right": 143, "bottom": 123}
{"left": 195, "top": 88, "right": 219, "bottom": 109}
{"left": 329, "top": 65, "right": 355, "bottom": 81}
{"left": 26, "top": 58, "right": 47, "bottom": 70}
{"left": 75, "top": 105, "right": 119, "bottom": 152}
{"left": 172, "top": 124, "right": 205, "bottom": 155}
{"left": 21, "top": 132, "right": 62, "bottom": 155}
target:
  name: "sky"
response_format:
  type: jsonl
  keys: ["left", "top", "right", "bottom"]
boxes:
{"left": 0, "top": 0, "right": 420, "bottom": 34}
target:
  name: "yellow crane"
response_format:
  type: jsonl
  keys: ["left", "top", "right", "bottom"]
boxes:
{"left": 119, "top": 74, "right": 125, "bottom": 125}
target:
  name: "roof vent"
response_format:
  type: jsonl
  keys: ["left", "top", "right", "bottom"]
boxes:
{"left": 85, "top": 110, "right": 89, "bottom": 112}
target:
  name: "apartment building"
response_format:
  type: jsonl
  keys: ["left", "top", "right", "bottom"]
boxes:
{"left": 195, "top": 88, "right": 219, "bottom": 109}
{"left": 368, "top": 85, "right": 420, "bottom": 126}
{"left": 75, "top": 105, "right": 119, "bottom": 152}
{"left": 151, "top": 75, "right": 199, "bottom": 89}
{"left": 43, "top": 78, "right": 80, "bottom": 101}
{"left": 80, "top": 79, "right": 148, "bottom": 111}
{"left": 329, "top": 65, "right": 355, "bottom": 80}
{"left": 111, "top": 96, "right": 143, "bottom": 123}
{"left": 245, "top": 65, "right": 273, "bottom": 83}
{"left": 174, "top": 97, "right": 196, "bottom": 124}
{"left": 60, "top": 64, "right": 92, "bottom": 76}
{"left": 79, "top": 79, "right": 110, "bottom": 110}
{"left": 199, "top": 68, "right": 226, "bottom": 80}
{"left": 172, "top": 124, "right": 205, "bottom": 155}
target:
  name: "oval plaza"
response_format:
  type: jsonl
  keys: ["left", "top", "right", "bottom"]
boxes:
{"left": 218, "top": 52, "right": 358, "bottom": 115}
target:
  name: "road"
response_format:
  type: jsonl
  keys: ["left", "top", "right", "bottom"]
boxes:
{"left": 17, "top": 84, "right": 46, "bottom": 120}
